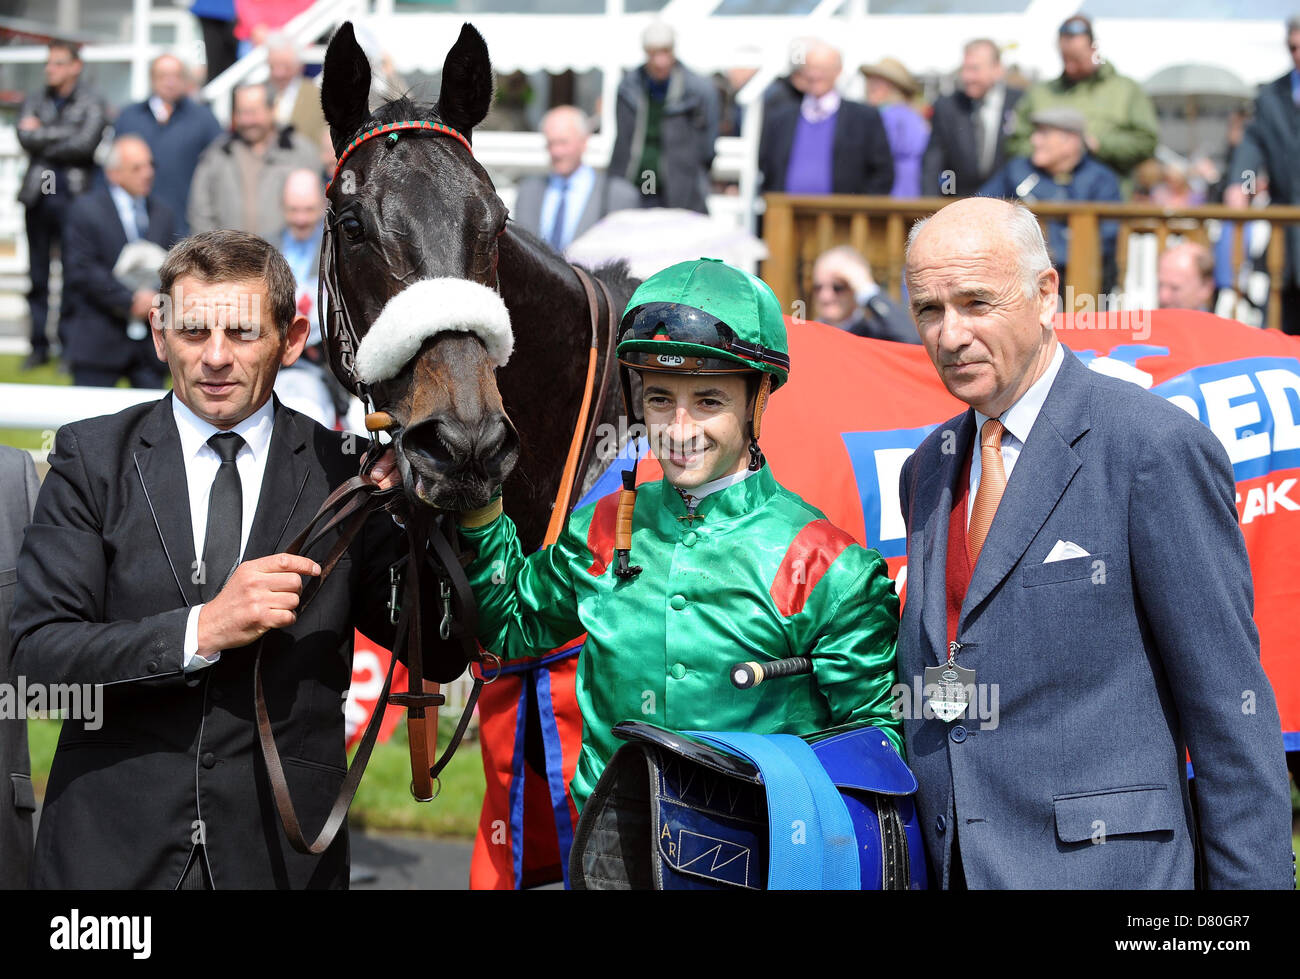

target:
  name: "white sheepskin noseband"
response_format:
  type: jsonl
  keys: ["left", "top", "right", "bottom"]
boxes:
{"left": 354, "top": 277, "right": 513, "bottom": 384}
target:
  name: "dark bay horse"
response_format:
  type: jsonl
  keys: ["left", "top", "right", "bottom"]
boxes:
{"left": 320, "top": 21, "right": 638, "bottom": 552}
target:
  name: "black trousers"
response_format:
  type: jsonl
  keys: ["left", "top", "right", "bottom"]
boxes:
{"left": 24, "top": 192, "right": 70, "bottom": 355}
{"left": 1281, "top": 284, "right": 1300, "bottom": 336}
{"left": 198, "top": 17, "right": 239, "bottom": 81}
{"left": 72, "top": 350, "right": 167, "bottom": 389}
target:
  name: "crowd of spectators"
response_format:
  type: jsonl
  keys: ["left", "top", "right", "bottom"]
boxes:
{"left": 15, "top": 9, "right": 1300, "bottom": 393}
{"left": 15, "top": 31, "right": 337, "bottom": 423}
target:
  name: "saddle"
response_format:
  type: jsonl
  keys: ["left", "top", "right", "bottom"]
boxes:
{"left": 570, "top": 720, "right": 928, "bottom": 890}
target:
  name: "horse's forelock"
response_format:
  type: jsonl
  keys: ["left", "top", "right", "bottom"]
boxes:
{"left": 346, "top": 95, "right": 440, "bottom": 147}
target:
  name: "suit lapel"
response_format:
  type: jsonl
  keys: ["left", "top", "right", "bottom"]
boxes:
{"left": 243, "top": 399, "right": 312, "bottom": 560}
{"left": 98, "top": 188, "right": 129, "bottom": 256}
{"left": 918, "top": 411, "right": 974, "bottom": 664}
{"left": 133, "top": 393, "right": 199, "bottom": 606}
{"left": 959, "top": 349, "right": 1092, "bottom": 624}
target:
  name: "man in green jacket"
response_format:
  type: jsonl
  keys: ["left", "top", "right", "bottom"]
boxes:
{"left": 458, "top": 258, "right": 902, "bottom": 810}
{"left": 1006, "top": 15, "right": 1157, "bottom": 183}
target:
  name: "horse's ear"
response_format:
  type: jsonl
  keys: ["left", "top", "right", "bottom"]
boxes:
{"left": 437, "top": 23, "right": 494, "bottom": 140}
{"left": 321, "top": 22, "right": 372, "bottom": 156}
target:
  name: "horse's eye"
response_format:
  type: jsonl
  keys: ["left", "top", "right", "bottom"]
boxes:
{"left": 340, "top": 216, "right": 364, "bottom": 241}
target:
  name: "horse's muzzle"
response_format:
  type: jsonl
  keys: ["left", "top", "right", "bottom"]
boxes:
{"left": 399, "top": 412, "right": 519, "bottom": 508}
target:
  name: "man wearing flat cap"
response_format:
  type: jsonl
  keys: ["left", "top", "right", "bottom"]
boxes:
{"left": 978, "top": 107, "right": 1121, "bottom": 289}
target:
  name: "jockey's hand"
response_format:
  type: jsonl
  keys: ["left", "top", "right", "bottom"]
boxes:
{"left": 195, "top": 553, "right": 321, "bottom": 656}
{"left": 366, "top": 447, "right": 400, "bottom": 491}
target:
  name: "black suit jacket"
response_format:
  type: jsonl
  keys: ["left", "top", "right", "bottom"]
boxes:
{"left": 921, "top": 86, "right": 1023, "bottom": 198}
{"left": 758, "top": 98, "right": 894, "bottom": 196}
{"left": 1231, "top": 73, "right": 1300, "bottom": 284}
{"left": 0, "top": 446, "right": 39, "bottom": 890}
{"left": 59, "top": 184, "right": 179, "bottom": 371}
{"left": 9, "top": 395, "right": 457, "bottom": 889}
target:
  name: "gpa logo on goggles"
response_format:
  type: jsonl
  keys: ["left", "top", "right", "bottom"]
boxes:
{"left": 656, "top": 354, "right": 686, "bottom": 367}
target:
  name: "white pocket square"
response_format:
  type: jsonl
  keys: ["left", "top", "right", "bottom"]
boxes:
{"left": 1044, "top": 540, "right": 1090, "bottom": 563}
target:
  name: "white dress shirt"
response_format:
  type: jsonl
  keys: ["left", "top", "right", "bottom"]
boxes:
{"left": 679, "top": 467, "right": 756, "bottom": 508}
{"left": 274, "top": 78, "right": 302, "bottom": 128}
{"left": 968, "top": 342, "right": 1065, "bottom": 527}
{"left": 800, "top": 91, "right": 842, "bottom": 124}
{"left": 174, "top": 395, "right": 277, "bottom": 669}
{"left": 976, "top": 82, "right": 1006, "bottom": 176}
{"left": 107, "top": 183, "right": 146, "bottom": 243}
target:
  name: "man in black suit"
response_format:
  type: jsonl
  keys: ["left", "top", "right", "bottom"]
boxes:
{"left": 0, "top": 446, "right": 40, "bottom": 889}
{"left": 512, "top": 105, "right": 641, "bottom": 251}
{"left": 922, "top": 39, "right": 1023, "bottom": 198}
{"left": 758, "top": 39, "right": 893, "bottom": 196}
{"left": 1227, "top": 15, "right": 1300, "bottom": 334}
{"left": 60, "top": 135, "right": 180, "bottom": 388}
{"left": 10, "top": 230, "right": 460, "bottom": 889}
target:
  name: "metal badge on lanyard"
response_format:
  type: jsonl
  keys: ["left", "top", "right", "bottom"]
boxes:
{"left": 924, "top": 641, "right": 975, "bottom": 722}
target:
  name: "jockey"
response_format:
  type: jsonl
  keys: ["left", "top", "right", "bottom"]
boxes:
{"left": 458, "top": 257, "right": 902, "bottom": 810}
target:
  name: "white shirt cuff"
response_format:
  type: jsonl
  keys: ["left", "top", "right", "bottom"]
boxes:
{"left": 183, "top": 604, "right": 221, "bottom": 671}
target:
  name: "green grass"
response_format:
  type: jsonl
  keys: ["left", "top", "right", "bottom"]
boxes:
{"left": 26, "top": 714, "right": 486, "bottom": 840}
{"left": 0, "top": 352, "right": 70, "bottom": 450}
{"left": 349, "top": 721, "right": 485, "bottom": 837}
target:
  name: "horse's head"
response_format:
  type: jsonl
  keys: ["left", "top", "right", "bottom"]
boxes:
{"left": 321, "top": 22, "right": 518, "bottom": 511}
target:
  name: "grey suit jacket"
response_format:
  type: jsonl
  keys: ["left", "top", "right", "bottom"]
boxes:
{"left": 512, "top": 169, "right": 642, "bottom": 247}
{"left": 0, "top": 446, "right": 38, "bottom": 889}
{"left": 897, "top": 347, "right": 1293, "bottom": 889}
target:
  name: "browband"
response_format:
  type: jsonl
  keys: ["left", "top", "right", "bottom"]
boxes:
{"left": 327, "top": 119, "right": 473, "bottom": 194}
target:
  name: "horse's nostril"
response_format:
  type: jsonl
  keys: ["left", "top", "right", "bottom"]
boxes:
{"left": 483, "top": 418, "right": 520, "bottom": 482}
{"left": 403, "top": 418, "right": 465, "bottom": 470}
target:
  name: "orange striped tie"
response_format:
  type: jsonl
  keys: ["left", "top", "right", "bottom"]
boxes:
{"left": 968, "top": 418, "right": 1006, "bottom": 565}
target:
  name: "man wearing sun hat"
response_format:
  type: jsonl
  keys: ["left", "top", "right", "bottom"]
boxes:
{"left": 457, "top": 257, "right": 902, "bottom": 810}
{"left": 862, "top": 56, "right": 929, "bottom": 198}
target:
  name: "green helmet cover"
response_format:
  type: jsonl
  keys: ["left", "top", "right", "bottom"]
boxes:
{"left": 617, "top": 258, "right": 790, "bottom": 389}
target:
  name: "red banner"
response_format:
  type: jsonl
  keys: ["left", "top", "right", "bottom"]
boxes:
{"left": 346, "top": 630, "right": 408, "bottom": 751}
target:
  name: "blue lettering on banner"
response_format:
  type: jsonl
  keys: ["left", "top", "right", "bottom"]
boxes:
{"left": 1147, "top": 357, "right": 1300, "bottom": 483}
{"left": 841, "top": 424, "right": 937, "bottom": 558}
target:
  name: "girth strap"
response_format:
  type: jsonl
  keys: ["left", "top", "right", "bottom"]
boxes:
{"left": 685, "top": 731, "right": 860, "bottom": 890}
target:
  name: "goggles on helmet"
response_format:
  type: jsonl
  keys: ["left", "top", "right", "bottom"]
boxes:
{"left": 616, "top": 302, "right": 790, "bottom": 376}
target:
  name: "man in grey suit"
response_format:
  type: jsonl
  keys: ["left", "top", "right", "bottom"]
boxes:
{"left": 897, "top": 196, "right": 1293, "bottom": 889}
{"left": 513, "top": 105, "right": 641, "bottom": 252}
{"left": 1, "top": 445, "right": 40, "bottom": 888}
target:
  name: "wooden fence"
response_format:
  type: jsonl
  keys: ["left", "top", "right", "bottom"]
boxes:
{"left": 760, "top": 194, "right": 1300, "bottom": 330}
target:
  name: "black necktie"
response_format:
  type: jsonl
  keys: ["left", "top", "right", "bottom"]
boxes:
{"left": 549, "top": 179, "right": 569, "bottom": 250}
{"left": 200, "top": 432, "right": 244, "bottom": 602}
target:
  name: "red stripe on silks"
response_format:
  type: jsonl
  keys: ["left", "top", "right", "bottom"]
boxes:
{"left": 585, "top": 490, "right": 621, "bottom": 576}
{"left": 770, "top": 519, "right": 855, "bottom": 617}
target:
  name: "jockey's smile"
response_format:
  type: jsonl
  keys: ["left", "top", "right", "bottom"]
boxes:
{"left": 640, "top": 372, "right": 753, "bottom": 491}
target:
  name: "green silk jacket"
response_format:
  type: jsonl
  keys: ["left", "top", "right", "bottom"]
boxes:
{"left": 460, "top": 464, "right": 902, "bottom": 810}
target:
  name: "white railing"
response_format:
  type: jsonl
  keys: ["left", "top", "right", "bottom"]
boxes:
{"left": 0, "top": 383, "right": 167, "bottom": 432}
{"left": 200, "top": 0, "right": 367, "bottom": 126}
